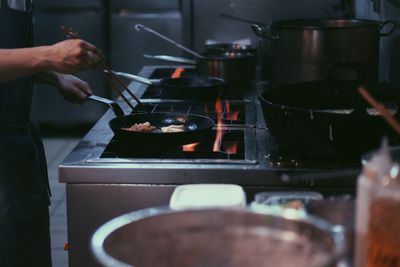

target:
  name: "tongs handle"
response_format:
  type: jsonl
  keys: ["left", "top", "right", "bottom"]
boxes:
{"left": 110, "top": 71, "right": 155, "bottom": 86}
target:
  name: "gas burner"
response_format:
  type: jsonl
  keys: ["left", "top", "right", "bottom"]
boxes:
{"left": 140, "top": 67, "right": 245, "bottom": 100}
{"left": 264, "top": 131, "right": 361, "bottom": 169}
{"left": 100, "top": 129, "right": 249, "bottom": 163}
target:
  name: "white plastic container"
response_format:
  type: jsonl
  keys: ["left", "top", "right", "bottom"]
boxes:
{"left": 169, "top": 184, "right": 246, "bottom": 210}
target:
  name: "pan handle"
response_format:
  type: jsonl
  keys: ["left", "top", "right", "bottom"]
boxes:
{"left": 88, "top": 95, "right": 124, "bottom": 117}
{"left": 143, "top": 54, "right": 197, "bottom": 65}
{"left": 220, "top": 13, "right": 266, "bottom": 26}
{"left": 109, "top": 71, "right": 156, "bottom": 86}
{"left": 251, "top": 24, "right": 279, "bottom": 40}
{"left": 135, "top": 24, "right": 204, "bottom": 59}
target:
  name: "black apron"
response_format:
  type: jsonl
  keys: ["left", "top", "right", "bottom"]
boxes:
{"left": 0, "top": 0, "right": 50, "bottom": 223}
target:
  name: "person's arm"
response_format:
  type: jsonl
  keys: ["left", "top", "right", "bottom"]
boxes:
{"left": 0, "top": 39, "right": 102, "bottom": 83}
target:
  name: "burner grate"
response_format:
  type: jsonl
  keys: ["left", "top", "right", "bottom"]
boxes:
{"left": 101, "top": 129, "right": 245, "bottom": 161}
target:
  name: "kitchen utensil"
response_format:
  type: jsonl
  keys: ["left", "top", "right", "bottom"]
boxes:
{"left": 220, "top": 13, "right": 266, "bottom": 26}
{"left": 134, "top": 24, "right": 203, "bottom": 59}
{"left": 143, "top": 54, "right": 197, "bottom": 65}
{"left": 91, "top": 207, "right": 346, "bottom": 267}
{"left": 259, "top": 77, "right": 400, "bottom": 160}
{"left": 252, "top": 19, "right": 397, "bottom": 86}
{"left": 61, "top": 26, "right": 142, "bottom": 110}
{"left": 110, "top": 70, "right": 224, "bottom": 100}
{"left": 144, "top": 51, "right": 255, "bottom": 85}
{"left": 359, "top": 86, "right": 400, "bottom": 135}
{"left": 88, "top": 95, "right": 214, "bottom": 147}
{"left": 136, "top": 24, "right": 256, "bottom": 84}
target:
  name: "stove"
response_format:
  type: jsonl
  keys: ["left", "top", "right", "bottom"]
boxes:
{"left": 59, "top": 65, "right": 360, "bottom": 267}
{"left": 100, "top": 128, "right": 255, "bottom": 163}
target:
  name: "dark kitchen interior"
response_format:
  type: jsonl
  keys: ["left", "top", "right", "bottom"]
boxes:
{"left": 21, "top": 0, "right": 400, "bottom": 266}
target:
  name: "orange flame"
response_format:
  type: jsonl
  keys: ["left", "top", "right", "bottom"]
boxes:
{"left": 171, "top": 67, "right": 185, "bottom": 78}
{"left": 213, "top": 98, "right": 224, "bottom": 152}
{"left": 182, "top": 142, "right": 199, "bottom": 152}
{"left": 224, "top": 100, "right": 239, "bottom": 121}
{"left": 224, "top": 143, "right": 238, "bottom": 154}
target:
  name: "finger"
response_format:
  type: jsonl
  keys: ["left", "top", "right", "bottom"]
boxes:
{"left": 85, "top": 50, "right": 103, "bottom": 70}
{"left": 77, "top": 51, "right": 92, "bottom": 70}
{"left": 82, "top": 41, "right": 103, "bottom": 58}
{"left": 76, "top": 80, "right": 93, "bottom": 96}
{"left": 72, "top": 87, "right": 89, "bottom": 103}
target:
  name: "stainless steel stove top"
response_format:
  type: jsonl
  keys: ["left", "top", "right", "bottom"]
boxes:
{"left": 59, "top": 65, "right": 359, "bottom": 192}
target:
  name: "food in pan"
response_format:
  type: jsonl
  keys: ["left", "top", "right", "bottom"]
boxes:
{"left": 122, "top": 122, "right": 156, "bottom": 132}
{"left": 121, "top": 122, "right": 186, "bottom": 133}
{"left": 161, "top": 124, "right": 185, "bottom": 133}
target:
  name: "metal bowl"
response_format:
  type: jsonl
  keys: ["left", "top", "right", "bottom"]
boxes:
{"left": 91, "top": 207, "right": 346, "bottom": 267}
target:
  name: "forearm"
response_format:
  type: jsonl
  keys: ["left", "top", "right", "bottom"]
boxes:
{"left": 0, "top": 46, "right": 55, "bottom": 83}
{"left": 33, "top": 70, "right": 61, "bottom": 87}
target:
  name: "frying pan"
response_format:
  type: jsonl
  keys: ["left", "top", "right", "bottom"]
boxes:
{"left": 89, "top": 95, "right": 214, "bottom": 147}
{"left": 134, "top": 24, "right": 255, "bottom": 84}
{"left": 144, "top": 51, "right": 256, "bottom": 85}
{"left": 111, "top": 71, "right": 224, "bottom": 100}
{"left": 260, "top": 79, "right": 400, "bottom": 161}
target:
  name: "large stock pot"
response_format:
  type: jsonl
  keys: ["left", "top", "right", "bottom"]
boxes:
{"left": 252, "top": 19, "right": 396, "bottom": 86}
{"left": 91, "top": 207, "right": 346, "bottom": 267}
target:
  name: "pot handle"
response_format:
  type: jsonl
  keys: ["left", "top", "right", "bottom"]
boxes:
{"left": 88, "top": 95, "right": 124, "bottom": 117}
{"left": 251, "top": 24, "right": 279, "bottom": 40}
{"left": 379, "top": 20, "right": 397, "bottom": 37}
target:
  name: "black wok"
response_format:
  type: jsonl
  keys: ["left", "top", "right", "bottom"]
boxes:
{"left": 260, "top": 79, "right": 400, "bottom": 161}
{"left": 89, "top": 95, "right": 214, "bottom": 147}
{"left": 111, "top": 71, "right": 224, "bottom": 100}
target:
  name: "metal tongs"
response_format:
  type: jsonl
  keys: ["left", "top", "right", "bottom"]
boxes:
{"left": 60, "top": 26, "right": 142, "bottom": 111}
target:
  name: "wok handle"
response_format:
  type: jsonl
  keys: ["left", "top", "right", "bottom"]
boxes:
{"left": 110, "top": 71, "right": 155, "bottom": 86}
{"left": 88, "top": 95, "right": 124, "bottom": 117}
{"left": 143, "top": 54, "right": 197, "bottom": 65}
{"left": 251, "top": 24, "right": 279, "bottom": 40}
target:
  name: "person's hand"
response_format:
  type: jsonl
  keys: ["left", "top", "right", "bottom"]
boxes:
{"left": 49, "top": 39, "right": 103, "bottom": 74}
{"left": 55, "top": 74, "right": 92, "bottom": 104}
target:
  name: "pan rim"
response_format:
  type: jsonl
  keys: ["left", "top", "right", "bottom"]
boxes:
{"left": 161, "top": 76, "right": 225, "bottom": 88}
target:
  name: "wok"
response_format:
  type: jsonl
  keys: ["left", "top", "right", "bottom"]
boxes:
{"left": 259, "top": 79, "right": 400, "bottom": 161}
{"left": 89, "top": 95, "right": 214, "bottom": 147}
{"left": 111, "top": 71, "right": 224, "bottom": 100}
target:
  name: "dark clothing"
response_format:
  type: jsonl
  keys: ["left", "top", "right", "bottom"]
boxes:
{"left": 0, "top": 207, "right": 51, "bottom": 267}
{"left": 0, "top": 0, "right": 52, "bottom": 266}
